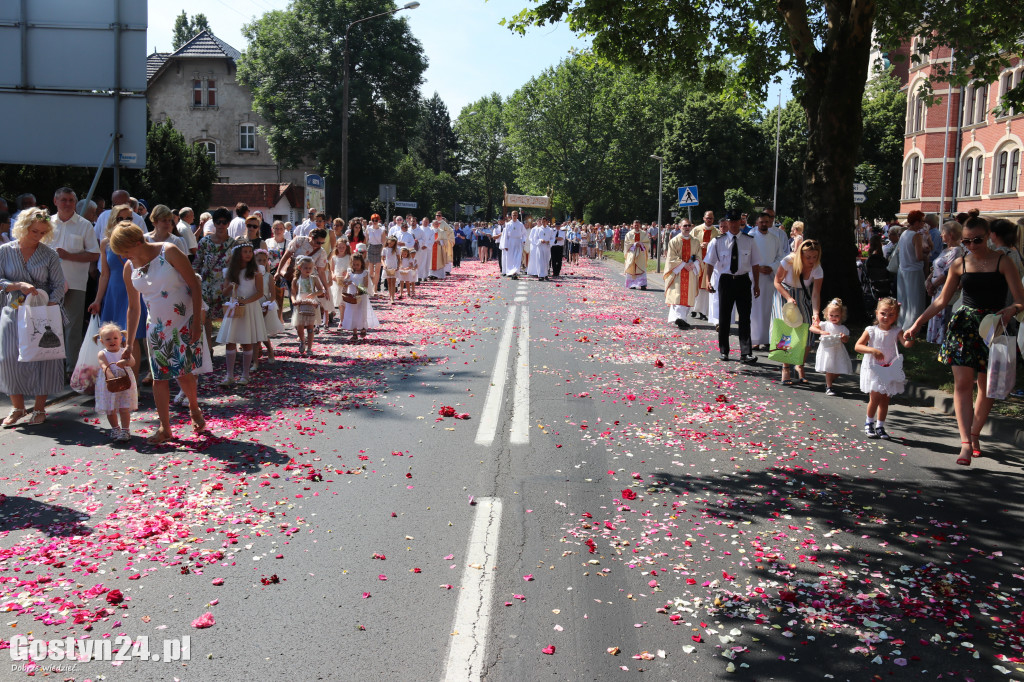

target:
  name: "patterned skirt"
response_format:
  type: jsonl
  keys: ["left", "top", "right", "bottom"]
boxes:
{"left": 367, "top": 243, "right": 383, "bottom": 264}
{"left": 938, "top": 305, "right": 993, "bottom": 371}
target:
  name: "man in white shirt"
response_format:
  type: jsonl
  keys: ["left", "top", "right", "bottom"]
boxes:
{"left": 704, "top": 209, "right": 762, "bottom": 364}
{"left": 227, "top": 202, "right": 249, "bottom": 240}
{"left": 51, "top": 187, "right": 100, "bottom": 371}
{"left": 492, "top": 220, "right": 505, "bottom": 274}
{"left": 176, "top": 207, "right": 199, "bottom": 256}
{"left": 749, "top": 212, "right": 787, "bottom": 350}
{"left": 293, "top": 208, "right": 317, "bottom": 238}
{"left": 550, "top": 222, "right": 566, "bottom": 277}
{"left": 500, "top": 211, "right": 527, "bottom": 279}
{"left": 94, "top": 189, "right": 146, "bottom": 243}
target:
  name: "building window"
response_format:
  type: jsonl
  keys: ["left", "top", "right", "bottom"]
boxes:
{"left": 904, "top": 155, "right": 921, "bottom": 199}
{"left": 207, "top": 79, "right": 216, "bottom": 107}
{"left": 197, "top": 141, "right": 216, "bottom": 163}
{"left": 190, "top": 78, "right": 217, "bottom": 107}
{"left": 974, "top": 84, "right": 988, "bottom": 124}
{"left": 239, "top": 124, "right": 256, "bottom": 151}
{"left": 999, "top": 72, "right": 1014, "bottom": 116}
{"left": 973, "top": 155, "right": 984, "bottom": 196}
{"left": 962, "top": 157, "right": 974, "bottom": 197}
{"left": 994, "top": 150, "right": 1011, "bottom": 194}
{"left": 1010, "top": 149, "right": 1021, "bottom": 193}
{"left": 192, "top": 79, "right": 203, "bottom": 106}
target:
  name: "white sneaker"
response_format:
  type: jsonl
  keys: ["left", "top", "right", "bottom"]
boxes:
{"left": 116, "top": 429, "right": 131, "bottom": 442}
{"left": 110, "top": 427, "right": 122, "bottom": 441}
{"left": 219, "top": 376, "right": 235, "bottom": 387}
{"left": 236, "top": 376, "right": 249, "bottom": 386}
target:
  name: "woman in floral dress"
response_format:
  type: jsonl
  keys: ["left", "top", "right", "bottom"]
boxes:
{"left": 193, "top": 208, "right": 236, "bottom": 351}
{"left": 112, "top": 222, "right": 205, "bottom": 445}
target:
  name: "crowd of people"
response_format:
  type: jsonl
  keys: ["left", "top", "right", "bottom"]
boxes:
{"left": 653, "top": 207, "right": 1024, "bottom": 464}
{"left": 2, "top": 188, "right": 1022, "bottom": 463}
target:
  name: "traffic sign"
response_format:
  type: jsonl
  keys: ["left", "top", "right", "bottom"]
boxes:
{"left": 853, "top": 182, "right": 868, "bottom": 193}
{"left": 853, "top": 192, "right": 867, "bottom": 204}
{"left": 379, "top": 184, "right": 397, "bottom": 202}
{"left": 677, "top": 185, "right": 699, "bottom": 207}
{"left": 394, "top": 200, "right": 417, "bottom": 209}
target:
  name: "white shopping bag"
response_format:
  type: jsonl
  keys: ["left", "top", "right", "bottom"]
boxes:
{"left": 987, "top": 324, "right": 1016, "bottom": 401}
{"left": 17, "top": 298, "right": 66, "bottom": 362}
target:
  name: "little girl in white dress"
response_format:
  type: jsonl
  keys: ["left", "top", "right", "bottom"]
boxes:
{"left": 341, "top": 252, "right": 379, "bottom": 340}
{"left": 854, "top": 297, "right": 913, "bottom": 440}
{"left": 95, "top": 322, "right": 138, "bottom": 442}
{"left": 329, "top": 241, "right": 351, "bottom": 329}
{"left": 810, "top": 298, "right": 853, "bottom": 396}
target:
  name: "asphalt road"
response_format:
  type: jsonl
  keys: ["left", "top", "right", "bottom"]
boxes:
{"left": 1, "top": 257, "right": 1022, "bottom": 682}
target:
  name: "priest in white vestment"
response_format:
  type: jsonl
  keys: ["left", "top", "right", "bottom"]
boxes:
{"left": 749, "top": 212, "right": 788, "bottom": 348}
{"left": 414, "top": 219, "right": 434, "bottom": 282}
{"left": 527, "top": 219, "right": 554, "bottom": 280}
{"left": 500, "top": 211, "right": 527, "bottom": 278}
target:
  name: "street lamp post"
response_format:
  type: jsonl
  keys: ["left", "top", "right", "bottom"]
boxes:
{"left": 341, "top": 1, "right": 420, "bottom": 220}
{"left": 650, "top": 154, "right": 664, "bottom": 273}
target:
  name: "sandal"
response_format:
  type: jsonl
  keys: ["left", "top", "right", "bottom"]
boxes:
{"left": 3, "top": 408, "right": 27, "bottom": 427}
{"left": 27, "top": 410, "right": 46, "bottom": 425}
{"left": 956, "top": 442, "right": 973, "bottom": 466}
{"left": 781, "top": 379, "right": 794, "bottom": 386}
{"left": 970, "top": 432, "right": 982, "bottom": 458}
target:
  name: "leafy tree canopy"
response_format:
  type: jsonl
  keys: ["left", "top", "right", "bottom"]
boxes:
{"left": 171, "top": 11, "right": 211, "bottom": 51}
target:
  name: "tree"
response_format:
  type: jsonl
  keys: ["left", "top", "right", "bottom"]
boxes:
{"left": 453, "top": 93, "right": 516, "bottom": 220}
{"left": 857, "top": 70, "right": 907, "bottom": 221}
{"left": 412, "top": 93, "right": 459, "bottom": 175}
{"left": 171, "top": 11, "right": 210, "bottom": 51}
{"left": 504, "top": 0, "right": 1024, "bottom": 318}
{"left": 393, "top": 155, "right": 459, "bottom": 216}
{"left": 662, "top": 91, "right": 769, "bottom": 220}
{"left": 758, "top": 98, "right": 807, "bottom": 220}
{"left": 504, "top": 54, "right": 619, "bottom": 218}
{"left": 238, "top": 1, "right": 427, "bottom": 217}
{"left": 140, "top": 119, "right": 219, "bottom": 214}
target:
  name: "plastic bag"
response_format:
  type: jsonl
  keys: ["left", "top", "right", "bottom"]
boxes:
{"left": 768, "top": 318, "right": 810, "bottom": 366}
{"left": 987, "top": 328, "right": 1016, "bottom": 401}
{"left": 70, "top": 316, "right": 102, "bottom": 394}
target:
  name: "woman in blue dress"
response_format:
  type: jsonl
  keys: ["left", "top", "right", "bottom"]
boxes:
{"left": 88, "top": 204, "right": 148, "bottom": 380}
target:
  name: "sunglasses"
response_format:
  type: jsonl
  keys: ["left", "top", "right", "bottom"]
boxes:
{"left": 214, "top": 219, "right": 229, "bottom": 225}
{"left": 312, "top": 239, "right": 325, "bottom": 246}
{"left": 961, "top": 236, "right": 986, "bottom": 245}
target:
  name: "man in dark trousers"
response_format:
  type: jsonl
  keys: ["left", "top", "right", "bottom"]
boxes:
{"left": 704, "top": 209, "right": 762, "bottom": 364}
{"left": 550, "top": 221, "right": 566, "bottom": 277}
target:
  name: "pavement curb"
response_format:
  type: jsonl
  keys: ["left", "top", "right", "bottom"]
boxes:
{"left": 603, "top": 259, "right": 1023, "bottom": 449}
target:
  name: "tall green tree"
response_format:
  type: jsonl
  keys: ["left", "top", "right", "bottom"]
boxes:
{"left": 238, "top": 0, "right": 427, "bottom": 217}
{"left": 662, "top": 92, "right": 769, "bottom": 221}
{"left": 412, "top": 93, "right": 459, "bottom": 175}
{"left": 759, "top": 97, "right": 808, "bottom": 220}
{"left": 453, "top": 94, "right": 516, "bottom": 221}
{"left": 171, "top": 11, "right": 211, "bottom": 51}
{"left": 504, "top": 0, "right": 1024, "bottom": 317}
{"left": 504, "top": 54, "right": 618, "bottom": 219}
{"left": 141, "top": 119, "right": 219, "bottom": 214}
{"left": 857, "top": 71, "right": 907, "bottom": 221}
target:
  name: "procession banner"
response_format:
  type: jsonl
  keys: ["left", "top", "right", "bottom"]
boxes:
{"left": 305, "top": 174, "right": 325, "bottom": 214}
{"left": 504, "top": 192, "right": 551, "bottom": 209}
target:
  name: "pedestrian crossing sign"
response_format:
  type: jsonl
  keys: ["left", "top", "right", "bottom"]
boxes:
{"left": 678, "top": 186, "right": 699, "bottom": 207}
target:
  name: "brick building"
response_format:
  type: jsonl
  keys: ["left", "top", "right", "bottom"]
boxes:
{"left": 899, "top": 41, "right": 1023, "bottom": 220}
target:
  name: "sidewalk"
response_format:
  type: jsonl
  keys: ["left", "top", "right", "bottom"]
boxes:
{"left": 611, "top": 262, "right": 1024, "bottom": 449}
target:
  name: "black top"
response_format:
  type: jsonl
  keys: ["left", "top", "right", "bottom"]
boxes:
{"left": 961, "top": 253, "right": 1008, "bottom": 310}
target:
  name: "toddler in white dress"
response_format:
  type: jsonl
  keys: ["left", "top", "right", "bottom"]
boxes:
{"left": 94, "top": 322, "right": 138, "bottom": 442}
{"left": 854, "top": 297, "right": 914, "bottom": 440}
{"left": 810, "top": 298, "right": 853, "bottom": 396}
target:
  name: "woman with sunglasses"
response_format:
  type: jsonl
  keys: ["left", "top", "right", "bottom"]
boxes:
{"left": 905, "top": 216, "right": 1024, "bottom": 466}
{"left": 194, "top": 207, "right": 239, "bottom": 351}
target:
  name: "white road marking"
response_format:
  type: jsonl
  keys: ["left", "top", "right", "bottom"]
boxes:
{"left": 510, "top": 306, "right": 530, "bottom": 444}
{"left": 442, "top": 497, "right": 503, "bottom": 682}
{"left": 514, "top": 296, "right": 526, "bottom": 302}
{"left": 475, "top": 306, "right": 517, "bottom": 446}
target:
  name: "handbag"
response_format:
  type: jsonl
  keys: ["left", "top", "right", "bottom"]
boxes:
{"left": 103, "top": 365, "right": 132, "bottom": 393}
{"left": 886, "top": 245, "right": 900, "bottom": 274}
{"left": 225, "top": 299, "right": 246, "bottom": 319}
{"left": 769, "top": 318, "right": 810, "bottom": 366}
{"left": 17, "top": 294, "right": 66, "bottom": 362}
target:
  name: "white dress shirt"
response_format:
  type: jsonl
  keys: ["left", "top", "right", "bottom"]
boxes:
{"left": 51, "top": 212, "right": 100, "bottom": 290}
{"left": 704, "top": 231, "right": 762, "bottom": 278}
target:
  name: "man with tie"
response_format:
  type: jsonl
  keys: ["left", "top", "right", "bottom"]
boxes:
{"left": 550, "top": 222, "right": 566, "bottom": 277}
{"left": 704, "top": 209, "right": 762, "bottom": 364}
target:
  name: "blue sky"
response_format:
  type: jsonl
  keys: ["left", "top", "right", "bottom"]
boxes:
{"left": 148, "top": 0, "right": 595, "bottom": 115}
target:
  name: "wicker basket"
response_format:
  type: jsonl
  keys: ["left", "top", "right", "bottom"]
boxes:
{"left": 104, "top": 366, "right": 132, "bottom": 393}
